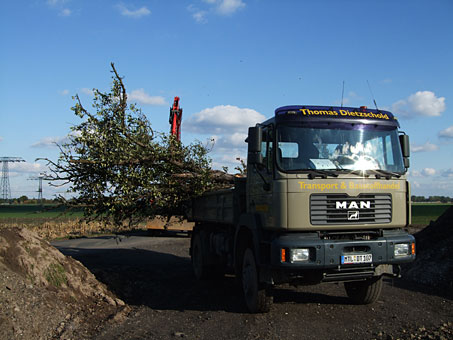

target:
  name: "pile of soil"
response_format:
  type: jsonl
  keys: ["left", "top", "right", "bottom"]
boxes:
{"left": 404, "top": 206, "right": 453, "bottom": 291}
{"left": 0, "top": 227, "right": 129, "bottom": 340}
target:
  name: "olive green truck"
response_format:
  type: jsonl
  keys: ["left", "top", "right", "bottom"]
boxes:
{"left": 188, "top": 105, "right": 416, "bottom": 313}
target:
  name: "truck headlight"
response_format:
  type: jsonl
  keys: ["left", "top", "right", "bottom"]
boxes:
{"left": 394, "top": 243, "right": 410, "bottom": 257}
{"left": 290, "top": 248, "right": 310, "bottom": 263}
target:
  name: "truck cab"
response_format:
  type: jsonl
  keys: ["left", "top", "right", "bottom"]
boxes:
{"left": 190, "top": 105, "right": 415, "bottom": 313}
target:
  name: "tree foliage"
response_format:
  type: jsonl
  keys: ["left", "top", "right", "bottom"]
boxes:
{"left": 40, "top": 63, "right": 233, "bottom": 225}
{"left": 411, "top": 195, "right": 453, "bottom": 203}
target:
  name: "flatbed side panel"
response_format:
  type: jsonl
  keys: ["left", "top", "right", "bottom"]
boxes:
{"left": 190, "top": 189, "right": 236, "bottom": 224}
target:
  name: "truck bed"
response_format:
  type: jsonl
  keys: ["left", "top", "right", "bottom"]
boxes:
{"left": 188, "top": 177, "right": 246, "bottom": 225}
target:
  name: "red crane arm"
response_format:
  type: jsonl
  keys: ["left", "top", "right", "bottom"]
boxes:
{"left": 169, "top": 96, "right": 182, "bottom": 141}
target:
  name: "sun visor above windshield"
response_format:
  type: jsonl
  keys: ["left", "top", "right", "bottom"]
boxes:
{"left": 274, "top": 106, "right": 400, "bottom": 128}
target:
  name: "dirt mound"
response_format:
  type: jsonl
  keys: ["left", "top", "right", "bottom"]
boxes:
{"left": 0, "top": 227, "right": 128, "bottom": 340}
{"left": 404, "top": 206, "right": 453, "bottom": 291}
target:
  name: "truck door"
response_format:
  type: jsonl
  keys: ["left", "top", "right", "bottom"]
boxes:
{"left": 248, "top": 125, "right": 275, "bottom": 228}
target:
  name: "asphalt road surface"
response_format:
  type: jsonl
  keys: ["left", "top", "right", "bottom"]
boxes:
{"left": 53, "top": 233, "right": 452, "bottom": 340}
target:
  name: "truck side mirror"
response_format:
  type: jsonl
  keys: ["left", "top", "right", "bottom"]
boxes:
{"left": 248, "top": 126, "right": 262, "bottom": 153}
{"left": 248, "top": 126, "right": 264, "bottom": 166}
{"left": 399, "top": 134, "right": 410, "bottom": 168}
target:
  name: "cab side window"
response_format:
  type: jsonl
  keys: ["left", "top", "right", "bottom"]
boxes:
{"left": 261, "top": 127, "right": 274, "bottom": 173}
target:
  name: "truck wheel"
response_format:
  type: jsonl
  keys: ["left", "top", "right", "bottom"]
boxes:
{"left": 242, "top": 248, "right": 272, "bottom": 313}
{"left": 344, "top": 276, "right": 383, "bottom": 304}
{"left": 192, "top": 233, "right": 225, "bottom": 280}
{"left": 192, "top": 233, "right": 208, "bottom": 280}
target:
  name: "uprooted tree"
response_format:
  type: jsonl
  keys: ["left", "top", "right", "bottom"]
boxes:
{"left": 39, "top": 63, "right": 235, "bottom": 226}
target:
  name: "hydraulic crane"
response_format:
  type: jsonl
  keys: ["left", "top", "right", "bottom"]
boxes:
{"left": 169, "top": 96, "right": 182, "bottom": 141}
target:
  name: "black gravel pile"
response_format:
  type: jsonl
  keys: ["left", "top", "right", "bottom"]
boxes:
{"left": 404, "top": 206, "right": 453, "bottom": 292}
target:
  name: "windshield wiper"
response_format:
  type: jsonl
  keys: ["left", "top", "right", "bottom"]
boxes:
{"left": 342, "top": 169, "right": 401, "bottom": 179}
{"left": 306, "top": 169, "right": 339, "bottom": 179}
{"left": 369, "top": 169, "right": 401, "bottom": 179}
{"left": 346, "top": 170, "right": 371, "bottom": 178}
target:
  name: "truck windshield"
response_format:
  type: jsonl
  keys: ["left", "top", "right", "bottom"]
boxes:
{"left": 276, "top": 124, "right": 405, "bottom": 173}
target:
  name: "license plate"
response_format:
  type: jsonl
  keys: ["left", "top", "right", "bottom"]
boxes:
{"left": 341, "top": 254, "right": 372, "bottom": 265}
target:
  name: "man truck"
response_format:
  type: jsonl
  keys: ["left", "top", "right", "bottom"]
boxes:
{"left": 188, "top": 105, "right": 415, "bottom": 313}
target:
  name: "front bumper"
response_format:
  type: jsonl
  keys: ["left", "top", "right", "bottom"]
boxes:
{"left": 261, "top": 230, "right": 415, "bottom": 284}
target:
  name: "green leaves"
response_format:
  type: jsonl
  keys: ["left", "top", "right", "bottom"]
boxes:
{"left": 42, "top": 64, "right": 221, "bottom": 227}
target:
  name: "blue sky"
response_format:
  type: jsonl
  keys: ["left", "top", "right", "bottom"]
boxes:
{"left": 1, "top": 0, "right": 452, "bottom": 199}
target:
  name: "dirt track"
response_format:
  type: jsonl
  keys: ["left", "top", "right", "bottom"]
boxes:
{"left": 53, "top": 233, "right": 453, "bottom": 340}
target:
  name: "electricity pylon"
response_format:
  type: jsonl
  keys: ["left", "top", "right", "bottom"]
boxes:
{"left": 0, "top": 157, "right": 25, "bottom": 200}
{"left": 28, "top": 173, "right": 47, "bottom": 202}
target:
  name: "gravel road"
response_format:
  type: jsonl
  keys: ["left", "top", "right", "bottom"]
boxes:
{"left": 53, "top": 233, "right": 452, "bottom": 340}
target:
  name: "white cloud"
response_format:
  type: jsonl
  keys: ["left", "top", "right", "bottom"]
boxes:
{"left": 47, "top": 0, "right": 68, "bottom": 6}
{"left": 442, "top": 169, "right": 453, "bottom": 177}
{"left": 212, "top": 149, "right": 245, "bottom": 169}
{"left": 185, "top": 105, "right": 265, "bottom": 134}
{"left": 46, "top": 0, "right": 71, "bottom": 17}
{"left": 408, "top": 91, "right": 445, "bottom": 116}
{"left": 80, "top": 88, "right": 94, "bottom": 96}
{"left": 189, "top": 135, "right": 246, "bottom": 171}
{"left": 412, "top": 168, "right": 453, "bottom": 178}
{"left": 190, "top": 0, "right": 245, "bottom": 22}
{"left": 411, "top": 180, "right": 453, "bottom": 197}
{"left": 59, "top": 89, "right": 70, "bottom": 96}
{"left": 439, "top": 125, "right": 453, "bottom": 139}
{"left": 128, "top": 89, "right": 166, "bottom": 106}
{"left": 31, "top": 136, "right": 70, "bottom": 148}
{"left": 59, "top": 8, "right": 71, "bottom": 16}
{"left": 187, "top": 4, "right": 208, "bottom": 23}
{"left": 9, "top": 162, "right": 47, "bottom": 174}
{"left": 408, "top": 168, "right": 453, "bottom": 196}
{"left": 210, "top": 145, "right": 247, "bottom": 171}
{"left": 0, "top": 137, "right": 3, "bottom": 142}
{"left": 391, "top": 99, "right": 406, "bottom": 115}
{"left": 213, "top": 132, "right": 248, "bottom": 148}
{"left": 392, "top": 91, "right": 446, "bottom": 117}
{"left": 411, "top": 141, "right": 439, "bottom": 153}
{"left": 116, "top": 4, "right": 151, "bottom": 18}
{"left": 185, "top": 104, "right": 263, "bottom": 170}
{"left": 409, "top": 170, "right": 421, "bottom": 177}
{"left": 216, "top": 0, "right": 246, "bottom": 15}
{"left": 193, "top": 10, "right": 208, "bottom": 23}
{"left": 422, "top": 168, "right": 436, "bottom": 176}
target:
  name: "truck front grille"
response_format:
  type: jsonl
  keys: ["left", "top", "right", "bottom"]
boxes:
{"left": 310, "top": 194, "right": 392, "bottom": 225}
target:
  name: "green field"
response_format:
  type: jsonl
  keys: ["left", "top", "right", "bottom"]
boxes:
{"left": 1, "top": 203, "right": 451, "bottom": 226}
{"left": 411, "top": 203, "right": 451, "bottom": 226}
{"left": 0, "top": 204, "right": 84, "bottom": 221}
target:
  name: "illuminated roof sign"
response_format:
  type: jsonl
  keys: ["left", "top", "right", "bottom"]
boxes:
{"left": 273, "top": 105, "right": 399, "bottom": 127}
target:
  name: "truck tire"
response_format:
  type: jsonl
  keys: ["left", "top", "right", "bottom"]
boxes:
{"left": 344, "top": 276, "right": 383, "bottom": 304}
{"left": 242, "top": 248, "right": 272, "bottom": 313}
{"left": 191, "top": 233, "right": 208, "bottom": 280}
{"left": 192, "top": 232, "right": 224, "bottom": 280}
